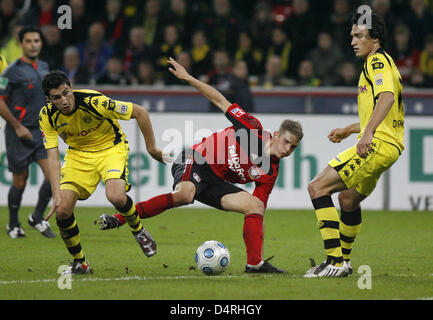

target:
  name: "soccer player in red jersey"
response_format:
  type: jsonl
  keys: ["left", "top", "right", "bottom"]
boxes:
{"left": 97, "top": 57, "right": 304, "bottom": 273}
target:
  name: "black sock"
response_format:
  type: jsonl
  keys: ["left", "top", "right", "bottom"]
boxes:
{"left": 8, "top": 186, "right": 24, "bottom": 228}
{"left": 32, "top": 179, "right": 52, "bottom": 221}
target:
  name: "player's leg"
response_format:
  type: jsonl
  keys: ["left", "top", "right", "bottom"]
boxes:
{"left": 105, "top": 178, "right": 157, "bottom": 257}
{"left": 308, "top": 165, "right": 348, "bottom": 267}
{"left": 27, "top": 157, "right": 55, "bottom": 238}
{"left": 6, "top": 170, "right": 28, "bottom": 238}
{"left": 338, "top": 188, "right": 365, "bottom": 272}
{"left": 54, "top": 187, "right": 90, "bottom": 274}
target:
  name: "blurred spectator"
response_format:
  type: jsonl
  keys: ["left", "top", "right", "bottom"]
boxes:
{"left": 258, "top": 55, "right": 293, "bottom": 88}
{"left": 333, "top": 61, "right": 358, "bottom": 86}
{"left": 203, "top": 0, "right": 241, "bottom": 54}
{"left": 323, "top": 0, "right": 352, "bottom": 58}
{"left": 78, "top": 22, "right": 113, "bottom": 80}
{"left": 155, "top": 24, "right": 183, "bottom": 80}
{"left": 40, "top": 24, "right": 66, "bottom": 70}
{"left": 0, "top": 23, "right": 23, "bottom": 63}
{"left": 96, "top": 56, "right": 131, "bottom": 85}
{"left": 229, "top": 60, "right": 255, "bottom": 113}
{"left": 284, "top": 0, "right": 318, "bottom": 76}
{"left": 24, "top": 0, "right": 58, "bottom": 28}
{"left": 296, "top": 59, "right": 321, "bottom": 87}
{"left": 61, "top": 46, "right": 90, "bottom": 85}
{"left": 207, "top": 50, "right": 232, "bottom": 111}
{"left": 307, "top": 31, "right": 343, "bottom": 85}
{"left": 162, "top": 0, "right": 195, "bottom": 47}
{"left": 408, "top": 68, "right": 433, "bottom": 87}
{"left": 0, "top": 0, "right": 16, "bottom": 41}
{"left": 266, "top": 27, "right": 292, "bottom": 77}
{"left": 132, "top": 59, "right": 159, "bottom": 85}
{"left": 190, "top": 30, "right": 212, "bottom": 78}
{"left": 234, "top": 31, "right": 264, "bottom": 77}
{"left": 100, "top": 0, "right": 130, "bottom": 50}
{"left": 164, "top": 51, "right": 193, "bottom": 85}
{"left": 137, "top": 0, "right": 164, "bottom": 47}
{"left": 372, "top": 0, "right": 398, "bottom": 43}
{"left": 62, "top": 0, "right": 93, "bottom": 47}
{"left": 250, "top": 1, "right": 274, "bottom": 52}
{"left": 389, "top": 24, "right": 420, "bottom": 83}
{"left": 403, "top": 0, "right": 433, "bottom": 50}
{"left": 122, "top": 26, "right": 155, "bottom": 76}
{"left": 419, "top": 34, "right": 433, "bottom": 78}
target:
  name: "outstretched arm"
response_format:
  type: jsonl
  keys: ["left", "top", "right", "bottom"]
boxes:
{"left": 45, "top": 147, "right": 62, "bottom": 221}
{"left": 168, "top": 57, "right": 232, "bottom": 113}
{"left": 328, "top": 123, "right": 360, "bottom": 143}
{"left": 131, "top": 103, "right": 173, "bottom": 164}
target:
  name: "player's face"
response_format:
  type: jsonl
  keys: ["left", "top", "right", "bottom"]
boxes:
{"left": 270, "top": 130, "right": 299, "bottom": 159}
{"left": 20, "top": 32, "right": 43, "bottom": 60}
{"left": 48, "top": 83, "right": 76, "bottom": 115}
{"left": 350, "top": 25, "right": 376, "bottom": 59}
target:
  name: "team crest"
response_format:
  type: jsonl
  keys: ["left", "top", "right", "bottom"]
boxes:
{"left": 248, "top": 165, "right": 261, "bottom": 180}
{"left": 230, "top": 107, "right": 245, "bottom": 118}
{"left": 115, "top": 103, "right": 128, "bottom": 114}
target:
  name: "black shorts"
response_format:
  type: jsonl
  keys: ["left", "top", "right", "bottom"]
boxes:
{"left": 171, "top": 149, "right": 245, "bottom": 210}
{"left": 5, "top": 126, "right": 47, "bottom": 173}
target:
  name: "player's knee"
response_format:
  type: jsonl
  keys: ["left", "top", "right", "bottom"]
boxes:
{"left": 174, "top": 188, "right": 195, "bottom": 205}
{"left": 242, "top": 197, "right": 265, "bottom": 215}
{"left": 55, "top": 204, "right": 74, "bottom": 220}
{"left": 308, "top": 180, "right": 320, "bottom": 199}
{"left": 107, "top": 193, "right": 127, "bottom": 209}
{"left": 338, "top": 193, "right": 359, "bottom": 212}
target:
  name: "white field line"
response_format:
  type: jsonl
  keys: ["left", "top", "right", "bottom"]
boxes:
{"left": 0, "top": 272, "right": 428, "bottom": 286}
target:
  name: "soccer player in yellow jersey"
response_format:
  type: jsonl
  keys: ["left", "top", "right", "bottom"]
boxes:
{"left": 305, "top": 10, "right": 404, "bottom": 278}
{"left": 40, "top": 70, "right": 169, "bottom": 274}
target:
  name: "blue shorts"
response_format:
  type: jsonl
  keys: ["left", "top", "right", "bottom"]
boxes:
{"left": 5, "top": 126, "right": 47, "bottom": 173}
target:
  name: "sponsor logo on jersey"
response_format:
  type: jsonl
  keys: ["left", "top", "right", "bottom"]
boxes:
{"left": 116, "top": 103, "right": 128, "bottom": 114}
{"left": 0, "top": 77, "right": 8, "bottom": 89}
{"left": 193, "top": 172, "right": 201, "bottom": 183}
{"left": 230, "top": 107, "right": 245, "bottom": 118}
{"left": 375, "top": 73, "right": 383, "bottom": 86}
{"left": 227, "top": 144, "right": 246, "bottom": 182}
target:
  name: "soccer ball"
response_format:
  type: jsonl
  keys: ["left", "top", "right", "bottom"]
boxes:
{"left": 195, "top": 240, "right": 230, "bottom": 275}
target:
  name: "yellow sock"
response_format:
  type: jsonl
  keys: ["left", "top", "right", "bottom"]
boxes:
{"left": 340, "top": 208, "right": 362, "bottom": 261}
{"left": 312, "top": 196, "right": 343, "bottom": 267}
{"left": 56, "top": 214, "right": 85, "bottom": 262}
{"left": 118, "top": 196, "right": 142, "bottom": 233}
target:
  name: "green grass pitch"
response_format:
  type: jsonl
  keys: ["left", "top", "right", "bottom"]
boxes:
{"left": 0, "top": 206, "right": 432, "bottom": 300}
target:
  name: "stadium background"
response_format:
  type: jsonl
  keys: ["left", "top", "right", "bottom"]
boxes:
{"left": 0, "top": 0, "right": 432, "bottom": 210}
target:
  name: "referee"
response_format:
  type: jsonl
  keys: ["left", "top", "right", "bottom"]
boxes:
{"left": 0, "top": 26, "right": 55, "bottom": 238}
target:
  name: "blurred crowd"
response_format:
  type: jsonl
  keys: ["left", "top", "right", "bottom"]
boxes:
{"left": 1, "top": 0, "right": 433, "bottom": 95}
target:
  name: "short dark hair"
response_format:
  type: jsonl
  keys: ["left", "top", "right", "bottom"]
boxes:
{"left": 279, "top": 119, "right": 303, "bottom": 141}
{"left": 42, "top": 70, "right": 71, "bottom": 96}
{"left": 18, "top": 26, "right": 43, "bottom": 43}
{"left": 351, "top": 9, "right": 387, "bottom": 47}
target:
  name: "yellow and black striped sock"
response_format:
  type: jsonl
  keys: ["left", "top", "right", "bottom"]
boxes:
{"left": 117, "top": 196, "right": 142, "bottom": 233}
{"left": 312, "top": 195, "right": 343, "bottom": 267}
{"left": 340, "top": 208, "right": 362, "bottom": 261}
{"left": 56, "top": 214, "right": 85, "bottom": 262}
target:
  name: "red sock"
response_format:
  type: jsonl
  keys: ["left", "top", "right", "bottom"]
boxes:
{"left": 114, "top": 193, "right": 174, "bottom": 226}
{"left": 243, "top": 214, "right": 264, "bottom": 266}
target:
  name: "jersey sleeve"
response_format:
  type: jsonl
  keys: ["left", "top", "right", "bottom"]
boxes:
{"left": 224, "top": 103, "right": 263, "bottom": 132}
{"left": 90, "top": 94, "right": 134, "bottom": 120}
{"left": 366, "top": 54, "right": 395, "bottom": 98}
{"left": 0, "top": 67, "right": 15, "bottom": 99}
{"left": 252, "top": 179, "right": 276, "bottom": 208}
{"left": 39, "top": 106, "right": 59, "bottom": 149}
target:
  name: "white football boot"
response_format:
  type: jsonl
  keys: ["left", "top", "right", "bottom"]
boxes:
{"left": 304, "top": 259, "right": 349, "bottom": 278}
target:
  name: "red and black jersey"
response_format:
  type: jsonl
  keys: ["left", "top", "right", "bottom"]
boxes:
{"left": 192, "top": 104, "right": 279, "bottom": 207}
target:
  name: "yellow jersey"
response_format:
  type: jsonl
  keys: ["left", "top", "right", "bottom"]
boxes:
{"left": 357, "top": 48, "right": 405, "bottom": 152}
{"left": 39, "top": 89, "right": 133, "bottom": 152}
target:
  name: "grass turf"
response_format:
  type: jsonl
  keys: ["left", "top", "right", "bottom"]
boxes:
{"left": 0, "top": 207, "right": 432, "bottom": 300}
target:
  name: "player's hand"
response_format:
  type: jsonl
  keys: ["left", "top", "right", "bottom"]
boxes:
{"left": 328, "top": 128, "right": 350, "bottom": 143}
{"left": 162, "top": 151, "right": 175, "bottom": 164}
{"left": 15, "top": 124, "right": 33, "bottom": 141}
{"left": 45, "top": 196, "right": 61, "bottom": 221}
{"left": 168, "top": 57, "right": 191, "bottom": 81}
{"left": 356, "top": 132, "right": 374, "bottom": 159}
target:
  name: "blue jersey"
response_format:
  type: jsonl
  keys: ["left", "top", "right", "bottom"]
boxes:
{"left": 0, "top": 58, "right": 49, "bottom": 128}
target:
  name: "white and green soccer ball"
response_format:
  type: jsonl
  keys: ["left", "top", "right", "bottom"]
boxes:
{"left": 195, "top": 240, "right": 230, "bottom": 275}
